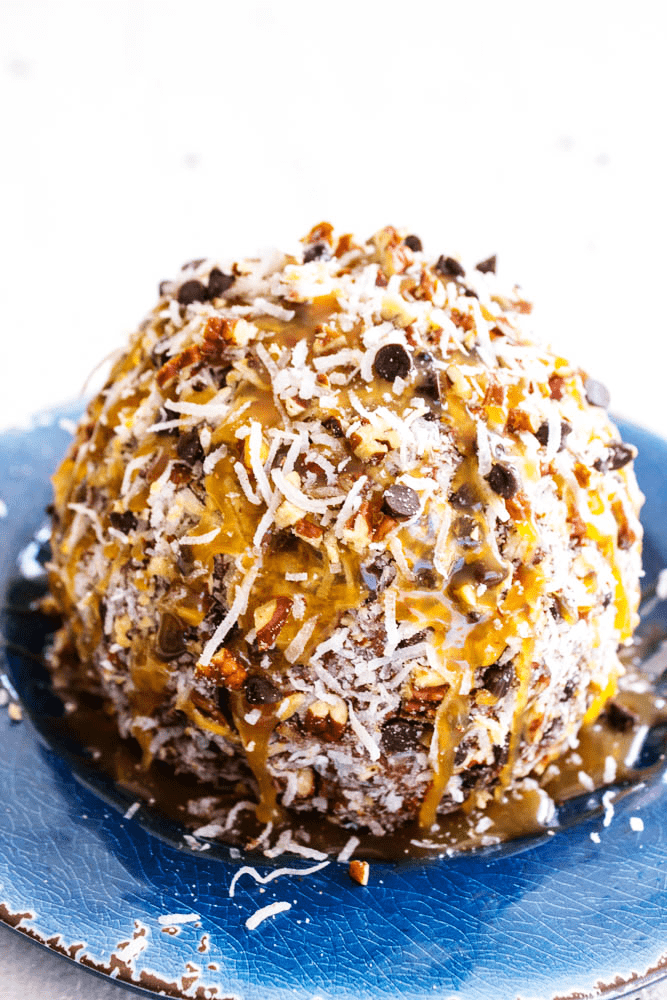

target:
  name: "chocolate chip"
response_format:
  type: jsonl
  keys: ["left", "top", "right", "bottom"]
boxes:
{"left": 535, "top": 420, "right": 572, "bottom": 451}
{"left": 459, "top": 763, "right": 495, "bottom": 790}
{"left": 463, "top": 288, "right": 478, "bottom": 298}
{"left": 594, "top": 441, "right": 636, "bottom": 472}
{"left": 303, "top": 243, "right": 331, "bottom": 263}
{"left": 481, "top": 662, "right": 513, "bottom": 699}
{"left": 381, "top": 719, "right": 424, "bottom": 754}
{"left": 453, "top": 516, "right": 478, "bottom": 547}
{"left": 245, "top": 675, "right": 282, "bottom": 705}
{"left": 584, "top": 377, "right": 611, "bottom": 409}
{"left": 485, "top": 464, "right": 519, "bottom": 499}
{"left": 435, "top": 255, "right": 465, "bottom": 278}
{"left": 415, "top": 567, "right": 438, "bottom": 588}
{"left": 159, "top": 280, "right": 172, "bottom": 297}
{"left": 475, "top": 255, "right": 496, "bottom": 274}
{"left": 561, "top": 678, "right": 577, "bottom": 701}
{"left": 207, "top": 268, "right": 234, "bottom": 298}
{"left": 382, "top": 484, "right": 420, "bottom": 519}
{"left": 403, "top": 234, "right": 422, "bottom": 252}
{"left": 109, "top": 511, "right": 137, "bottom": 534}
{"left": 156, "top": 612, "right": 187, "bottom": 660}
{"left": 176, "top": 429, "right": 204, "bottom": 466}
{"left": 450, "top": 483, "right": 480, "bottom": 510}
{"left": 373, "top": 343, "right": 411, "bottom": 381}
{"left": 322, "top": 416, "right": 345, "bottom": 438}
{"left": 414, "top": 352, "right": 440, "bottom": 403}
{"left": 605, "top": 700, "right": 638, "bottom": 733}
{"left": 177, "top": 279, "right": 208, "bottom": 306}
{"left": 360, "top": 556, "right": 397, "bottom": 597}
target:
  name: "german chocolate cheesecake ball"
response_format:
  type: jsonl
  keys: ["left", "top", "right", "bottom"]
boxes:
{"left": 48, "top": 223, "right": 643, "bottom": 834}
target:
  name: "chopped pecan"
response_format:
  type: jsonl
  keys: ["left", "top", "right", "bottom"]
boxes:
{"left": 303, "top": 696, "right": 348, "bottom": 741}
{"left": 349, "top": 860, "right": 370, "bottom": 886}
{"left": 254, "top": 597, "right": 293, "bottom": 650}
{"left": 197, "top": 647, "right": 247, "bottom": 690}
{"left": 293, "top": 517, "right": 324, "bottom": 545}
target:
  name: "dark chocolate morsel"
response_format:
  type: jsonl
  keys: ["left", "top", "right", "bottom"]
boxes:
{"left": 176, "top": 429, "right": 204, "bottom": 466}
{"left": 584, "top": 377, "right": 611, "bottom": 409}
{"left": 481, "top": 662, "right": 513, "bottom": 699}
{"left": 177, "top": 279, "right": 208, "bottom": 306}
{"left": 463, "top": 288, "right": 478, "bottom": 298}
{"left": 158, "top": 280, "right": 172, "bottom": 297}
{"left": 403, "top": 234, "right": 423, "bottom": 252}
{"left": 414, "top": 352, "right": 441, "bottom": 403}
{"left": 475, "top": 254, "right": 497, "bottom": 274}
{"left": 109, "top": 510, "right": 137, "bottom": 534}
{"left": 207, "top": 267, "right": 234, "bottom": 298}
{"left": 245, "top": 675, "right": 282, "bottom": 705}
{"left": 435, "top": 255, "right": 465, "bottom": 278}
{"left": 303, "top": 242, "right": 331, "bottom": 263}
{"left": 156, "top": 612, "right": 187, "bottom": 660}
{"left": 381, "top": 719, "right": 424, "bottom": 754}
{"left": 535, "top": 420, "right": 572, "bottom": 451}
{"left": 594, "top": 441, "right": 636, "bottom": 472}
{"left": 322, "top": 416, "right": 345, "bottom": 438}
{"left": 414, "top": 567, "right": 438, "bottom": 589}
{"left": 605, "top": 700, "right": 638, "bottom": 733}
{"left": 485, "top": 464, "right": 519, "bottom": 499}
{"left": 450, "top": 483, "right": 480, "bottom": 510}
{"left": 373, "top": 343, "right": 412, "bottom": 381}
{"left": 382, "top": 484, "right": 420, "bottom": 519}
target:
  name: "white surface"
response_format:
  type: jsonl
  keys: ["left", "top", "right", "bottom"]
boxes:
{"left": 1, "top": 2, "right": 667, "bottom": 998}
{"left": 1, "top": 0, "right": 667, "bottom": 435}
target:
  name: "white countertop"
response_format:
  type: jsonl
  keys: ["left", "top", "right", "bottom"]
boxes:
{"left": 1, "top": 1, "right": 667, "bottom": 997}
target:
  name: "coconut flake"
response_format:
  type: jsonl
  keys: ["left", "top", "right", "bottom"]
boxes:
{"left": 248, "top": 420, "right": 273, "bottom": 505}
{"left": 476, "top": 420, "right": 493, "bottom": 476}
{"left": 334, "top": 475, "right": 367, "bottom": 536}
{"left": 229, "top": 861, "right": 330, "bottom": 898}
{"left": 234, "top": 461, "right": 261, "bottom": 505}
{"left": 253, "top": 297, "right": 295, "bottom": 321}
{"left": 180, "top": 526, "right": 221, "bottom": 546}
{"left": 199, "top": 561, "right": 262, "bottom": 666}
{"left": 284, "top": 618, "right": 317, "bottom": 664}
{"left": 347, "top": 703, "right": 381, "bottom": 761}
{"left": 245, "top": 901, "right": 292, "bottom": 930}
{"left": 336, "top": 836, "right": 360, "bottom": 863}
{"left": 271, "top": 468, "right": 344, "bottom": 514}
{"left": 157, "top": 912, "right": 200, "bottom": 926}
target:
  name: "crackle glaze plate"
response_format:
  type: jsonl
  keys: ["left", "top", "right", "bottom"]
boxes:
{"left": 2, "top": 405, "right": 667, "bottom": 1000}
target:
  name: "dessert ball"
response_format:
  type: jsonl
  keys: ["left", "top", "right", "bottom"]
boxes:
{"left": 48, "top": 223, "right": 643, "bottom": 834}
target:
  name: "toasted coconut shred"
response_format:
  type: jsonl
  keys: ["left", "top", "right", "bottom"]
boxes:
{"left": 47, "top": 223, "right": 643, "bottom": 840}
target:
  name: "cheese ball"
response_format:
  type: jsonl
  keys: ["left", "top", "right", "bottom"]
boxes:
{"left": 48, "top": 224, "right": 643, "bottom": 835}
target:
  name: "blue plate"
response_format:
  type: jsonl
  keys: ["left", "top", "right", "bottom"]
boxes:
{"left": 2, "top": 405, "right": 667, "bottom": 1000}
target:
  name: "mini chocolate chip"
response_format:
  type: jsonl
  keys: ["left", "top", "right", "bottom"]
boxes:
{"left": 584, "top": 377, "right": 611, "bottom": 409}
{"left": 159, "top": 280, "right": 172, "bottom": 297}
{"left": 303, "top": 242, "right": 331, "bottom": 263}
{"left": 481, "top": 662, "right": 513, "bottom": 699}
{"left": 245, "top": 675, "right": 282, "bottom": 705}
{"left": 605, "top": 700, "right": 638, "bottom": 733}
{"left": 415, "top": 567, "right": 438, "bottom": 589}
{"left": 403, "top": 234, "right": 422, "bottom": 252}
{"left": 459, "top": 763, "right": 495, "bottom": 790}
{"left": 485, "top": 464, "right": 519, "bottom": 499}
{"left": 435, "top": 255, "right": 465, "bottom": 278}
{"left": 475, "top": 254, "right": 497, "bottom": 274}
{"left": 450, "top": 483, "right": 480, "bottom": 510}
{"left": 381, "top": 719, "right": 424, "bottom": 754}
{"left": 535, "top": 420, "right": 572, "bottom": 451}
{"left": 109, "top": 511, "right": 137, "bottom": 534}
{"left": 561, "top": 678, "right": 577, "bottom": 701}
{"left": 207, "top": 268, "right": 234, "bottom": 298}
{"left": 177, "top": 279, "right": 208, "bottom": 306}
{"left": 382, "top": 484, "right": 420, "bottom": 519}
{"left": 176, "top": 429, "right": 204, "bottom": 466}
{"left": 463, "top": 288, "right": 478, "bottom": 298}
{"left": 322, "top": 416, "right": 345, "bottom": 438}
{"left": 414, "top": 352, "right": 441, "bottom": 403}
{"left": 373, "top": 343, "right": 412, "bottom": 381}
{"left": 453, "top": 515, "right": 478, "bottom": 547}
{"left": 156, "top": 612, "right": 187, "bottom": 660}
{"left": 595, "top": 441, "right": 635, "bottom": 472}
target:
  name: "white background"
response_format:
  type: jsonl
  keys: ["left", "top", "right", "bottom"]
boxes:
{"left": 1, "top": 2, "right": 667, "bottom": 997}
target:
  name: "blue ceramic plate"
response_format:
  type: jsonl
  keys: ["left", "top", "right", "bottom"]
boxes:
{"left": 2, "top": 405, "right": 667, "bottom": 1000}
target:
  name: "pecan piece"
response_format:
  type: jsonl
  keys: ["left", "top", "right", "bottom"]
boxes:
{"left": 303, "top": 696, "right": 348, "bottom": 741}
{"left": 254, "top": 597, "right": 293, "bottom": 650}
